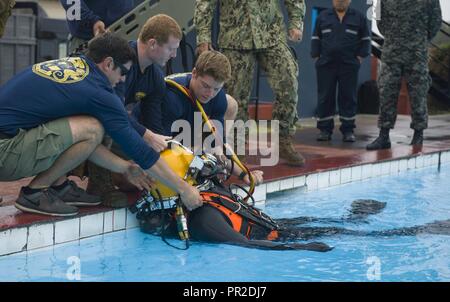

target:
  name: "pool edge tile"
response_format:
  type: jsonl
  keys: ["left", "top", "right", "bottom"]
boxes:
{"left": 113, "top": 208, "right": 126, "bottom": 231}
{"left": 80, "top": 213, "right": 104, "bottom": 239}
{"left": 54, "top": 218, "right": 80, "bottom": 244}
{"left": 27, "top": 223, "right": 54, "bottom": 250}
{"left": 0, "top": 227, "right": 27, "bottom": 256}
{"left": 280, "top": 177, "right": 294, "bottom": 191}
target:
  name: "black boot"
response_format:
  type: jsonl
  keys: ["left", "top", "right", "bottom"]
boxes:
{"left": 342, "top": 132, "right": 356, "bottom": 143}
{"left": 366, "top": 128, "right": 391, "bottom": 150}
{"left": 410, "top": 130, "right": 423, "bottom": 146}
{"left": 317, "top": 131, "right": 332, "bottom": 141}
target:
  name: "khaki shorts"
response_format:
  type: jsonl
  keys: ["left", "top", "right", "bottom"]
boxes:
{"left": 0, "top": 118, "right": 73, "bottom": 181}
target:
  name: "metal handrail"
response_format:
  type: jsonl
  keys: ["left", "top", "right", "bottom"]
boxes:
{"left": 439, "top": 20, "right": 450, "bottom": 37}
{"left": 429, "top": 43, "right": 450, "bottom": 71}
{"left": 371, "top": 20, "right": 449, "bottom": 100}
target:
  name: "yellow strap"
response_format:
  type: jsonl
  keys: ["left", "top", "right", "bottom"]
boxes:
{"left": 165, "top": 79, "right": 255, "bottom": 197}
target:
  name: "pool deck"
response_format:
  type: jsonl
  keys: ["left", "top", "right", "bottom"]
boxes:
{"left": 1, "top": 113, "right": 450, "bottom": 254}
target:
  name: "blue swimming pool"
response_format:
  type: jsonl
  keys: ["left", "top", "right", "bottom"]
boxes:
{"left": 1, "top": 163, "right": 450, "bottom": 282}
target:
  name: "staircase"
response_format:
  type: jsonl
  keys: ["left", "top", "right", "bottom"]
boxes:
{"left": 428, "top": 20, "right": 450, "bottom": 105}
{"left": 107, "top": 0, "right": 196, "bottom": 41}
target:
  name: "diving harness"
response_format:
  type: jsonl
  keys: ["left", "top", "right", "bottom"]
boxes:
{"left": 129, "top": 140, "right": 279, "bottom": 250}
{"left": 130, "top": 79, "right": 276, "bottom": 249}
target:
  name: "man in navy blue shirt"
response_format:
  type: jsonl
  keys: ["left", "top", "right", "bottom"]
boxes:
{"left": 60, "top": 0, "right": 139, "bottom": 53}
{"left": 311, "top": 0, "right": 371, "bottom": 142}
{"left": 114, "top": 14, "right": 182, "bottom": 143}
{"left": 0, "top": 33, "right": 202, "bottom": 217}
{"left": 135, "top": 50, "right": 264, "bottom": 185}
{"left": 85, "top": 14, "right": 183, "bottom": 204}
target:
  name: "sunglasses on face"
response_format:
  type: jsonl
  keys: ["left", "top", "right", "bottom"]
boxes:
{"left": 112, "top": 59, "right": 130, "bottom": 76}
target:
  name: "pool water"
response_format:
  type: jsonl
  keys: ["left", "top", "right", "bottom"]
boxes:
{"left": 1, "top": 163, "right": 450, "bottom": 282}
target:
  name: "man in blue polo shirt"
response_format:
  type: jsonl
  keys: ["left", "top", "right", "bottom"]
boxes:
{"left": 0, "top": 33, "right": 202, "bottom": 217}
{"left": 311, "top": 0, "right": 371, "bottom": 142}
{"left": 135, "top": 50, "right": 264, "bottom": 185}
{"left": 86, "top": 14, "right": 182, "bottom": 205}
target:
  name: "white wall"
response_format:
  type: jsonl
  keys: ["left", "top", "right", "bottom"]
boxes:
{"left": 441, "top": 0, "right": 450, "bottom": 21}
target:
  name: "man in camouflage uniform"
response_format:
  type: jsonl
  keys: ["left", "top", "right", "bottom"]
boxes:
{"left": 366, "top": 0, "right": 442, "bottom": 150}
{"left": 195, "top": 0, "right": 306, "bottom": 166}
{"left": 0, "top": 0, "right": 14, "bottom": 203}
{"left": 0, "top": 0, "right": 15, "bottom": 38}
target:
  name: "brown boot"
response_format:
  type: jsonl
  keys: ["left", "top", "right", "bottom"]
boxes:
{"left": 86, "top": 162, "right": 129, "bottom": 208}
{"left": 279, "top": 136, "right": 305, "bottom": 166}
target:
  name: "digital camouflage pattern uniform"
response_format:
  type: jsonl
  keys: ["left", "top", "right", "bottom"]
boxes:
{"left": 0, "top": 0, "right": 15, "bottom": 38}
{"left": 377, "top": 0, "right": 442, "bottom": 131}
{"left": 194, "top": 0, "right": 305, "bottom": 138}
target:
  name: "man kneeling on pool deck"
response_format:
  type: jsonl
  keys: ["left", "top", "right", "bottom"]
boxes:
{"left": 0, "top": 33, "right": 202, "bottom": 217}
{"left": 133, "top": 50, "right": 264, "bottom": 185}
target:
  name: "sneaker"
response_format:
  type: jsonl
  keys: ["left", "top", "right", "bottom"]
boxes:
{"left": 54, "top": 180, "right": 101, "bottom": 207}
{"left": 15, "top": 188, "right": 79, "bottom": 217}
{"left": 317, "top": 131, "right": 332, "bottom": 141}
{"left": 342, "top": 132, "right": 356, "bottom": 143}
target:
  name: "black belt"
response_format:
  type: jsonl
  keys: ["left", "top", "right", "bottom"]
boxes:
{"left": 0, "top": 132, "right": 11, "bottom": 139}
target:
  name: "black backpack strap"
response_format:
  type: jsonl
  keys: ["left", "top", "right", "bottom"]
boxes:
{"left": 180, "top": 31, "right": 189, "bottom": 72}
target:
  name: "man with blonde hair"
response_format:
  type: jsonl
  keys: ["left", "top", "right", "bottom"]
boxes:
{"left": 87, "top": 14, "right": 184, "bottom": 206}
{"left": 134, "top": 50, "right": 264, "bottom": 186}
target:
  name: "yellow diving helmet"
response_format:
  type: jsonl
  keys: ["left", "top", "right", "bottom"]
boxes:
{"left": 150, "top": 141, "right": 203, "bottom": 200}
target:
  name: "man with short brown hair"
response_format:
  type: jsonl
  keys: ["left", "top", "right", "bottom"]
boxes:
{"left": 134, "top": 50, "right": 264, "bottom": 186}
{"left": 194, "top": 50, "right": 231, "bottom": 83}
{"left": 0, "top": 33, "right": 203, "bottom": 216}
{"left": 87, "top": 14, "right": 184, "bottom": 206}
{"left": 139, "top": 13, "right": 182, "bottom": 45}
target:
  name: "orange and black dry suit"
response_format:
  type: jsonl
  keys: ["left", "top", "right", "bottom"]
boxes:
{"left": 139, "top": 187, "right": 450, "bottom": 251}
{"left": 139, "top": 186, "right": 332, "bottom": 252}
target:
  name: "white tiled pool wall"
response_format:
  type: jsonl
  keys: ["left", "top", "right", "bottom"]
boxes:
{"left": 1, "top": 150, "right": 450, "bottom": 256}
{"left": 0, "top": 208, "right": 139, "bottom": 257}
